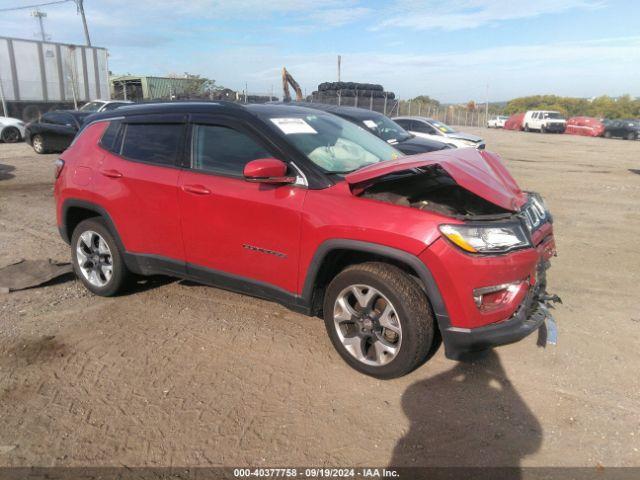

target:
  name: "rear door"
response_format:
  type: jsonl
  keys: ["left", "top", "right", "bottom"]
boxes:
{"left": 177, "top": 115, "right": 306, "bottom": 294}
{"left": 93, "top": 115, "right": 187, "bottom": 272}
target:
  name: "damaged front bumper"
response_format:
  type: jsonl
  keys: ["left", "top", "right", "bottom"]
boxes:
{"left": 441, "top": 264, "right": 560, "bottom": 360}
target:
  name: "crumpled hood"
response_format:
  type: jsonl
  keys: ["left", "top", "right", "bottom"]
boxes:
{"left": 447, "top": 131, "right": 483, "bottom": 143}
{"left": 346, "top": 148, "right": 527, "bottom": 212}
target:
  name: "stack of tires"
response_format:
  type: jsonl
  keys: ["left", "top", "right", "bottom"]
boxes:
{"left": 311, "top": 82, "right": 396, "bottom": 113}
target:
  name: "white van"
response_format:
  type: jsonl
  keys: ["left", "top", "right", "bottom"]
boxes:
{"left": 523, "top": 111, "right": 566, "bottom": 133}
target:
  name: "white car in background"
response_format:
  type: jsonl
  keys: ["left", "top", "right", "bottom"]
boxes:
{"left": 0, "top": 116, "right": 26, "bottom": 143}
{"left": 79, "top": 100, "right": 133, "bottom": 113}
{"left": 393, "top": 116, "right": 485, "bottom": 149}
{"left": 487, "top": 115, "right": 509, "bottom": 128}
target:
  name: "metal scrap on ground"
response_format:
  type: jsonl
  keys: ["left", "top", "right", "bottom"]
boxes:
{"left": 0, "top": 259, "right": 73, "bottom": 292}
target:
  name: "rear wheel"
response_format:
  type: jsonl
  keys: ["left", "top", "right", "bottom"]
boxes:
{"left": 540, "top": 125, "right": 546, "bottom": 133}
{"left": 1, "top": 126, "right": 21, "bottom": 143}
{"left": 524, "top": 124, "right": 530, "bottom": 132}
{"left": 32, "top": 134, "right": 47, "bottom": 154}
{"left": 71, "top": 218, "right": 130, "bottom": 296}
{"left": 627, "top": 131, "right": 636, "bottom": 140}
{"left": 323, "top": 262, "right": 435, "bottom": 379}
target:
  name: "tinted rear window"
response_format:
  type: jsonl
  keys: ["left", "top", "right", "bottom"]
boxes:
{"left": 121, "top": 123, "right": 183, "bottom": 166}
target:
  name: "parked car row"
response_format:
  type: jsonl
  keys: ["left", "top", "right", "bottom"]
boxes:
{"left": 0, "top": 99, "right": 132, "bottom": 150}
{"left": 500, "top": 111, "right": 639, "bottom": 140}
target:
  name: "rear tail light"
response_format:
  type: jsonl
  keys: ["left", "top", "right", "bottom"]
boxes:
{"left": 54, "top": 158, "right": 65, "bottom": 179}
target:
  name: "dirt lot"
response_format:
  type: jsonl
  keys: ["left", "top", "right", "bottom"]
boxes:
{"left": 0, "top": 129, "right": 639, "bottom": 469}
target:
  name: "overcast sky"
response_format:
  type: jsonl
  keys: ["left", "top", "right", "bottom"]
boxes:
{"left": 1, "top": 0, "right": 639, "bottom": 102}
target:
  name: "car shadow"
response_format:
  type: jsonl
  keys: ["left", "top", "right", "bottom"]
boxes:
{"left": 0, "top": 163, "right": 16, "bottom": 181}
{"left": 123, "top": 275, "right": 177, "bottom": 295}
{"left": 629, "top": 169, "right": 640, "bottom": 176}
{"left": 389, "top": 350, "right": 542, "bottom": 478}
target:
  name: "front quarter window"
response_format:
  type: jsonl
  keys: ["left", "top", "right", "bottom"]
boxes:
{"left": 268, "top": 113, "right": 402, "bottom": 174}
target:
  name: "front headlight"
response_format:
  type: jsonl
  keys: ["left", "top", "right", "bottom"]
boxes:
{"left": 439, "top": 223, "right": 530, "bottom": 254}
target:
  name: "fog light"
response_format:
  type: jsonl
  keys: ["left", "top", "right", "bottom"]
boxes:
{"left": 473, "top": 281, "right": 524, "bottom": 311}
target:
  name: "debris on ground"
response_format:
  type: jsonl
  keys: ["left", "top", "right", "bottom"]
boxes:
{"left": 0, "top": 259, "right": 73, "bottom": 292}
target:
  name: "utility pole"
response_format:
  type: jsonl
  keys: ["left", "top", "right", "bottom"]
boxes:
{"left": 485, "top": 83, "right": 489, "bottom": 127}
{"left": 74, "top": 0, "right": 92, "bottom": 46}
{"left": 31, "top": 10, "right": 47, "bottom": 41}
{"left": 337, "top": 55, "right": 341, "bottom": 82}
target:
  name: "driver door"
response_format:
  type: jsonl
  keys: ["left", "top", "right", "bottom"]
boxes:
{"left": 177, "top": 115, "right": 307, "bottom": 295}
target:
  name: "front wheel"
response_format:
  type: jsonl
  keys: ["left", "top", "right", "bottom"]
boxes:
{"left": 323, "top": 262, "right": 435, "bottom": 379}
{"left": 1, "top": 126, "right": 21, "bottom": 143}
{"left": 524, "top": 124, "right": 530, "bottom": 132}
{"left": 604, "top": 131, "right": 612, "bottom": 139}
{"left": 540, "top": 125, "right": 546, "bottom": 133}
{"left": 71, "top": 218, "right": 130, "bottom": 296}
{"left": 627, "top": 132, "right": 637, "bottom": 140}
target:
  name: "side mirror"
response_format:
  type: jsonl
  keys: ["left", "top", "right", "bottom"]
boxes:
{"left": 243, "top": 158, "right": 296, "bottom": 185}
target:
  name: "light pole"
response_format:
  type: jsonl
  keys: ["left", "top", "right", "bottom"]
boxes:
{"left": 31, "top": 10, "right": 47, "bottom": 41}
{"left": 74, "top": 0, "right": 91, "bottom": 46}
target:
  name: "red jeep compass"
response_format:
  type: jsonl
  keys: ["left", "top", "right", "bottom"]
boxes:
{"left": 54, "top": 102, "right": 558, "bottom": 378}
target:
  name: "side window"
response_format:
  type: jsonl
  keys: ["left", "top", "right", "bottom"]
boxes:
{"left": 99, "top": 120, "right": 122, "bottom": 153}
{"left": 42, "top": 113, "right": 67, "bottom": 125}
{"left": 413, "top": 121, "right": 436, "bottom": 134}
{"left": 121, "top": 123, "right": 184, "bottom": 166}
{"left": 191, "top": 124, "right": 273, "bottom": 176}
{"left": 394, "top": 119, "right": 411, "bottom": 130}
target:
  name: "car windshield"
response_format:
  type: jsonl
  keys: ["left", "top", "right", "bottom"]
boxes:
{"left": 266, "top": 112, "right": 403, "bottom": 174}
{"left": 429, "top": 119, "right": 457, "bottom": 134}
{"left": 359, "top": 115, "right": 412, "bottom": 143}
{"left": 80, "top": 102, "right": 104, "bottom": 112}
{"left": 499, "top": 116, "right": 509, "bottom": 120}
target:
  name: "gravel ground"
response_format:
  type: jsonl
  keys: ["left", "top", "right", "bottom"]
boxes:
{"left": 0, "top": 129, "right": 639, "bottom": 468}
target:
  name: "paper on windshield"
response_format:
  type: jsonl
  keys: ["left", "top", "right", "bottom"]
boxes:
{"left": 271, "top": 118, "right": 317, "bottom": 135}
{"left": 363, "top": 120, "right": 377, "bottom": 129}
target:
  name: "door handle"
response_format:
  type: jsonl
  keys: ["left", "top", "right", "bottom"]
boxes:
{"left": 182, "top": 184, "right": 211, "bottom": 195}
{"left": 100, "top": 169, "right": 123, "bottom": 179}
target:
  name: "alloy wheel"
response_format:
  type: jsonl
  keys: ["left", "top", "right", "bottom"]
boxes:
{"left": 32, "top": 135, "right": 44, "bottom": 153}
{"left": 333, "top": 284, "right": 402, "bottom": 366}
{"left": 76, "top": 230, "right": 113, "bottom": 287}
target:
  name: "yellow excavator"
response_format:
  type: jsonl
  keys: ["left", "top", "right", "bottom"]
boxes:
{"left": 282, "top": 67, "right": 303, "bottom": 102}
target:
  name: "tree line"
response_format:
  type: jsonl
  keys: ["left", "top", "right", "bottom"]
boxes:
{"left": 502, "top": 95, "right": 640, "bottom": 119}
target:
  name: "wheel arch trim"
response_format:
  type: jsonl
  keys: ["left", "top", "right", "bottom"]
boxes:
{"left": 60, "top": 199, "right": 126, "bottom": 252}
{"left": 301, "top": 239, "right": 451, "bottom": 329}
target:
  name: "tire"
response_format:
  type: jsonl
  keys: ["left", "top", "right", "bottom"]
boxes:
{"left": 1, "top": 126, "right": 21, "bottom": 143}
{"left": 627, "top": 132, "right": 636, "bottom": 141}
{"left": 604, "top": 131, "right": 612, "bottom": 139}
{"left": 71, "top": 218, "right": 130, "bottom": 296}
{"left": 31, "top": 134, "right": 47, "bottom": 154}
{"left": 524, "top": 124, "right": 530, "bottom": 132}
{"left": 322, "top": 262, "right": 435, "bottom": 379}
{"left": 540, "top": 125, "right": 546, "bottom": 134}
